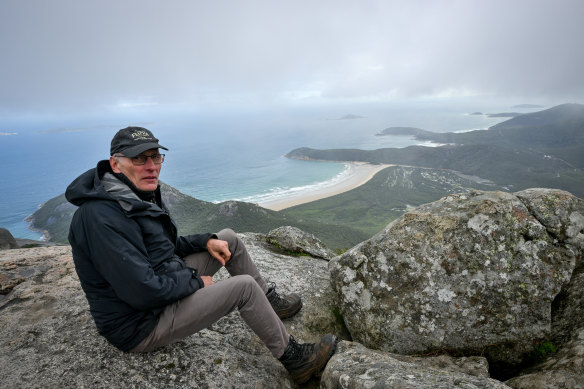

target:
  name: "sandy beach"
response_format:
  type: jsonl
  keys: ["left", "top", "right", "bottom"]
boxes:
{"left": 259, "top": 162, "right": 391, "bottom": 211}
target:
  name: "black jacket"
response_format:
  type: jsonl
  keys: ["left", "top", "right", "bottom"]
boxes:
{"left": 66, "top": 160, "right": 213, "bottom": 351}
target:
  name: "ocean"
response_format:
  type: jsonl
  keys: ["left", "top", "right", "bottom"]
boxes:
{"left": 1, "top": 100, "right": 523, "bottom": 240}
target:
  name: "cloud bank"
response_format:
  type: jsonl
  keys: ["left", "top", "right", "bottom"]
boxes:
{"left": 1, "top": 0, "right": 583, "bottom": 114}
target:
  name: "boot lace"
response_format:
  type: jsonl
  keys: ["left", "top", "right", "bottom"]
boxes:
{"left": 287, "top": 336, "right": 315, "bottom": 361}
{"left": 268, "top": 282, "right": 288, "bottom": 309}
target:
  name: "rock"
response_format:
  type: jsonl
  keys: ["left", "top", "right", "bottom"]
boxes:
{"left": 329, "top": 190, "right": 582, "bottom": 373}
{"left": 505, "top": 268, "right": 584, "bottom": 388}
{"left": 267, "top": 226, "right": 336, "bottom": 260}
{"left": 390, "top": 353, "right": 491, "bottom": 379}
{"left": 515, "top": 188, "right": 584, "bottom": 263}
{"left": 14, "top": 238, "right": 57, "bottom": 248}
{"left": 505, "top": 328, "right": 584, "bottom": 388}
{"left": 0, "top": 228, "right": 18, "bottom": 250}
{"left": 0, "top": 233, "right": 344, "bottom": 388}
{"left": 2, "top": 192, "right": 583, "bottom": 387}
{"left": 551, "top": 266, "right": 584, "bottom": 346}
{"left": 321, "top": 341, "right": 511, "bottom": 388}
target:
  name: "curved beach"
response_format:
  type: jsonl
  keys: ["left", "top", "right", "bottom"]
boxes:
{"left": 259, "top": 162, "right": 391, "bottom": 211}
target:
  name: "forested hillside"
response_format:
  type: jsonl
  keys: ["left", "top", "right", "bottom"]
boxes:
{"left": 287, "top": 104, "right": 584, "bottom": 197}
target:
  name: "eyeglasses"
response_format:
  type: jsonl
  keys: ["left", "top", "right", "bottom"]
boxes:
{"left": 117, "top": 153, "right": 165, "bottom": 165}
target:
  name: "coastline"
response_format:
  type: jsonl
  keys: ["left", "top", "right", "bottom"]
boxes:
{"left": 259, "top": 162, "right": 391, "bottom": 211}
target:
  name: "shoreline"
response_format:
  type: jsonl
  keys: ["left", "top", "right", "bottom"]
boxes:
{"left": 259, "top": 162, "right": 391, "bottom": 211}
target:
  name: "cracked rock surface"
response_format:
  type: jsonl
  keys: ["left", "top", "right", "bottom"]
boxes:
{"left": 329, "top": 189, "right": 584, "bottom": 377}
{"left": 2, "top": 189, "right": 583, "bottom": 388}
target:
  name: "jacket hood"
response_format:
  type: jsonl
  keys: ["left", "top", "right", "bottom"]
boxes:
{"left": 66, "top": 160, "right": 163, "bottom": 215}
{"left": 66, "top": 160, "right": 114, "bottom": 207}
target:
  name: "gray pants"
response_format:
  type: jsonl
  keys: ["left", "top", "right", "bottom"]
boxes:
{"left": 131, "top": 229, "right": 290, "bottom": 358}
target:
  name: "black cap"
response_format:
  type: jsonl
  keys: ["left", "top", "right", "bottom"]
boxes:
{"left": 110, "top": 127, "right": 168, "bottom": 157}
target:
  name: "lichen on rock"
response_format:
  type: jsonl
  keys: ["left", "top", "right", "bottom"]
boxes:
{"left": 329, "top": 189, "right": 582, "bottom": 373}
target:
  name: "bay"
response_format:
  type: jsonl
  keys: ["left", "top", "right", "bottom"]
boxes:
{"left": 0, "top": 100, "right": 515, "bottom": 239}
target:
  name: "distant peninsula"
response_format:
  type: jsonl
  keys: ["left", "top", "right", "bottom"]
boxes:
{"left": 375, "top": 127, "right": 432, "bottom": 137}
{"left": 485, "top": 112, "right": 523, "bottom": 118}
{"left": 287, "top": 103, "right": 584, "bottom": 199}
{"left": 511, "top": 104, "right": 544, "bottom": 109}
{"left": 468, "top": 112, "right": 524, "bottom": 118}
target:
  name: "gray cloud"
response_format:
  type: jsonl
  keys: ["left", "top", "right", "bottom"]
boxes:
{"left": 1, "top": 0, "right": 583, "bottom": 114}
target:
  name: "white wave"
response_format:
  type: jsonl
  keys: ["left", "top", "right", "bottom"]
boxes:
{"left": 453, "top": 128, "right": 485, "bottom": 133}
{"left": 415, "top": 141, "right": 449, "bottom": 147}
{"left": 232, "top": 163, "right": 354, "bottom": 205}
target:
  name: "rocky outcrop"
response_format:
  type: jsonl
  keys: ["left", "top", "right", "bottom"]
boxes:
{"left": 322, "top": 341, "right": 510, "bottom": 388}
{"left": 0, "top": 234, "right": 345, "bottom": 388}
{"left": 2, "top": 189, "right": 583, "bottom": 388}
{"left": 0, "top": 231, "right": 512, "bottom": 388}
{"left": 0, "top": 234, "right": 508, "bottom": 389}
{"left": 267, "top": 226, "right": 337, "bottom": 260}
{"left": 0, "top": 228, "right": 18, "bottom": 250}
{"left": 505, "top": 268, "right": 584, "bottom": 388}
{"left": 329, "top": 188, "right": 584, "bottom": 383}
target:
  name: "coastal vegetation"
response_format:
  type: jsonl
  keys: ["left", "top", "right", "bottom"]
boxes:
{"left": 281, "top": 166, "right": 501, "bottom": 241}
{"left": 28, "top": 184, "right": 371, "bottom": 251}
{"left": 27, "top": 103, "right": 584, "bottom": 251}
{"left": 29, "top": 165, "right": 504, "bottom": 252}
{"left": 288, "top": 103, "right": 584, "bottom": 198}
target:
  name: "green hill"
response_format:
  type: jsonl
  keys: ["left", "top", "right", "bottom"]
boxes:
{"left": 281, "top": 165, "right": 502, "bottom": 239}
{"left": 286, "top": 103, "right": 584, "bottom": 197}
{"left": 27, "top": 182, "right": 370, "bottom": 251}
{"left": 31, "top": 165, "right": 504, "bottom": 253}
{"left": 375, "top": 104, "right": 584, "bottom": 153}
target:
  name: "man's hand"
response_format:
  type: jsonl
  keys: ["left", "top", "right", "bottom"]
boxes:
{"left": 201, "top": 276, "right": 214, "bottom": 287}
{"left": 206, "top": 239, "right": 231, "bottom": 267}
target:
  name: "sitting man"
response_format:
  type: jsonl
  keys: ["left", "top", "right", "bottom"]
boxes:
{"left": 66, "top": 126, "right": 337, "bottom": 384}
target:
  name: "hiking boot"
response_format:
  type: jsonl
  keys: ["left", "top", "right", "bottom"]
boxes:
{"left": 279, "top": 334, "right": 338, "bottom": 384}
{"left": 266, "top": 283, "right": 302, "bottom": 319}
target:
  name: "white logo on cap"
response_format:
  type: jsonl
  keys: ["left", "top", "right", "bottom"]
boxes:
{"left": 131, "top": 130, "right": 153, "bottom": 140}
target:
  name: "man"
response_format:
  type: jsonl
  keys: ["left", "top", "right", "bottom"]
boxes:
{"left": 66, "top": 126, "right": 337, "bottom": 384}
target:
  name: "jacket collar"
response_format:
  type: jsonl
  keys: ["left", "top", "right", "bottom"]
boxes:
{"left": 100, "top": 170, "right": 165, "bottom": 216}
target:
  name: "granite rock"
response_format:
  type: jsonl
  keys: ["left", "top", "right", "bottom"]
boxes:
{"left": 0, "top": 228, "right": 19, "bottom": 250}
{"left": 3, "top": 189, "right": 584, "bottom": 387}
{"left": 267, "top": 226, "right": 337, "bottom": 260}
{"left": 0, "top": 233, "right": 346, "bottom": 388}
{"left": 329, "top": 189, "right": 583, "bottom": 372}
{"left": 322, "top": 341, "right": 511, "bottom": 389}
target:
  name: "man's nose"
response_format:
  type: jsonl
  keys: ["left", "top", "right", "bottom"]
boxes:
{"left": 143, "top": 156, "right": 157, "bottom": 169}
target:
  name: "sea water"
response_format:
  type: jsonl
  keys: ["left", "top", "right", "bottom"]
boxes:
{"left": 0, "top": 100, "right": 526, "bottom": 239}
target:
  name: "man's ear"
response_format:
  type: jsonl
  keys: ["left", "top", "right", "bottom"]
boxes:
{"left": 110, "top": 156, "right": 122, "bottom": 173}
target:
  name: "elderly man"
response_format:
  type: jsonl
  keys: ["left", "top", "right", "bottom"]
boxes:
{"left": 66, "top": 126, "right": 337, "bottom": 384}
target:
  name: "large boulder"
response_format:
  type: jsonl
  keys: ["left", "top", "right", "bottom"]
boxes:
{"left": 0, "top": 228, "right": 18, "bottom": 250}
{"left": 322, "top": 341, "right": 511, "bottom": 389}
{"left": 267, "top": 226, "right": 337, "bottom": 260}
{"left": 329, "top": 189, "right": 583, "bottom": 372}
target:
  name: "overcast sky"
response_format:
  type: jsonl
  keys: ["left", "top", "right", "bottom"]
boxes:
{"left": 1, "top": 0, "right": 583, "bottom": 116}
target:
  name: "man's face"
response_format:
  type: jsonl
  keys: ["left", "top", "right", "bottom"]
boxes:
{"left": 109, "top": 148, "right": 162, "bottom": 192}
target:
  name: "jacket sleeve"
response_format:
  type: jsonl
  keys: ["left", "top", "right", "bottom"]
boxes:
{"left": 175, "top": 233, "right": 217, "bottom": 258}
{"left": 78, "top": 201, "right": 202, "bottom": 311}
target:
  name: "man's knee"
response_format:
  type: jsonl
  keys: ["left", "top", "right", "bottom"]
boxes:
{"left": 233, "top": 274, "right": 256, "bottom": 289}
{"left": 231, "top": 275, "right": 263, "bottom": 304}
{"left": 217, "top": 228, "right": 237, "bottom": 244}
{"left": 217, "top": 228, "right": 245, "bottom": 255}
